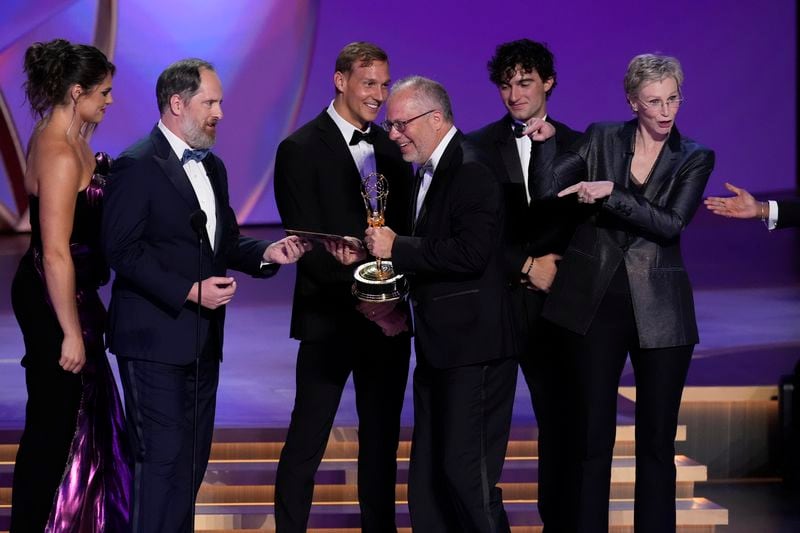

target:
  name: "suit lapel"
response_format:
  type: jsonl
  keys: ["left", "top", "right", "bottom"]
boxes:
{"left": 642, "top": 126, "right": 681, "bottom": 201}
{"left": 615, "top": 120, "right": 637, "bottom": 189}
{"left": 615, "top": 120, "right": 682, "bottom": 200}
{"left": 414, "top": 131, "right": 462, "bottom": 234}
{"left": 202, "top": 156, "right": 225, "bottom": 254}
{"left": 316, "top": 111, "right": 362, "bottom": 179}
{"left": 373, "top": 131, "right": 393, "bottom": 176}
{"left": 414, "top": 183, "right": 431, "bottom": 235}
{"left": 152, "top": 127, "right": 201, "bottom": 213}
{"left": 410, "top": 166, "right": 424, "bottom": 234}
{"left": 496, "top": 117, "right": 524, "bottom": 185}
{"left": 550, "top": 117, "right": 572, "bottom": 153}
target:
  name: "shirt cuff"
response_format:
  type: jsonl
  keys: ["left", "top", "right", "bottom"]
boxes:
{"left": 767, "top": 200, "right": 778, "bottom": 230}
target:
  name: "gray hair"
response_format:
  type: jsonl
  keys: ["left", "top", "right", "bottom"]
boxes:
{"left": 390, "top": 75, "right": 454, "bottom": 122}
{"left": 624, "top": 54, "right": 684, "bottom": 98}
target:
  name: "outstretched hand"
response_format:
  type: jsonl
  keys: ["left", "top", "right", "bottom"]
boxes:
{"left": 558, "top": 181, "right": 613, "bottom": 204}
{"left": 323, "top": 236, "right": 367, "bottom": 265}
{"left": 704, "top": 182, "right": 760, "bottom": 219}
{"left": 264, "top": 235, "right": 310, "bottom": 264}
{"left": 523, "top": 117, "right": 556, "bottom": 141}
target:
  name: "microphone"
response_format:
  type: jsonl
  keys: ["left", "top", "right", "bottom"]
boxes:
{"left": 190, "top": 209, "right": 207, "bottom": 238}
{"left": 188, "top": 208, "right": 206, "bottom": 529}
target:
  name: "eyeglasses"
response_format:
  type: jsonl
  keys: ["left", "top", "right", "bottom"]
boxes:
{"left": 381, "top": 109, "right": 437, "bottom": 133}
{"left": 637, "top": 96, "right": 684, "bottom": 111}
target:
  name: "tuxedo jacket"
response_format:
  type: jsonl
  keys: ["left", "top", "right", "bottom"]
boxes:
{"left": 468, "top": 115, "right": 583, "bottom": 354}
{"left": 532, "top": 120, "right": 715, "bottom": 349}
{"left": 467, "top": 114, "right": 583, "bottom": 278}
{"left": 777, "top": 199, "right": 800, "bottom": 228}
{"left": 102, "top": 126, "right": 274, "bottom": 365}
{"left": 392, "top": 131, "right": 514, "bottom": 368}
{"left": 273, "top": 110, "right": 413, "bottom": 341}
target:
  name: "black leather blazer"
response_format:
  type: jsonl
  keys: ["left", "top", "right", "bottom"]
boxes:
{"left": 531, "top": 120, "right": 715, "bottom": 348}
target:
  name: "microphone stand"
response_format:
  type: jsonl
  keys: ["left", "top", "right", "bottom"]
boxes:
{"left": 189, "top": 209, "right": 207, "bottom": 531}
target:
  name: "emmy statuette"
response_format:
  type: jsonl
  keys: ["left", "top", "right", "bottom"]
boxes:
{"left": 352, "top": 172, "right": 408, "bottom": 301}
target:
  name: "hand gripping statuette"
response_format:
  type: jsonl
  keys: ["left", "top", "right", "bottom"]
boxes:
{"left": 353, "top": 172, "right": 408, "bottom": 301}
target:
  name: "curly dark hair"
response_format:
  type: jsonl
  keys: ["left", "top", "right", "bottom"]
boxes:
{"left": 23, "top": 38, "right": 115, "bottom": 119}
{"left": 487, "top": 39, "right": 557, "bottom": 98}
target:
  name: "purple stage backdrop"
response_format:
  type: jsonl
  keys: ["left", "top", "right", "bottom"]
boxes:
{"left": 0, "top": 0, "right": 796, "bottom": 226}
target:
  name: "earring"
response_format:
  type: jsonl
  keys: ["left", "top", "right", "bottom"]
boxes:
{"left": 66, "top": 96, "right": 78, "bottom": 136}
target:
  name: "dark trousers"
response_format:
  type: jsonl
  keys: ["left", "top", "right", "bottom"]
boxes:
{"left": 10, "top": 365, "right": 82, "bottom": 533}
{"left": 517, "top": 290, "right": 581, "bottom": 533}
{"left": 274, "top": 332, "right": 410, "bottom": 533}
{"left": 118, "top": 342, "right": 220, "bottom": 533}
{"left": 408, "top": 357, "right": 517, "bottom": 533}
{"left": 563, "top": 268, "right": 693, "bottom": 533}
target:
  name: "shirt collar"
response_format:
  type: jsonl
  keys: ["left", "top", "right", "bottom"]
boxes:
{"left": 327, "top": 101, "right": 372, "bottom": 144}
{"left": 157, "top": 120, "right": 194, "bottom": 162}
{"left": 423, "top": 125, "right": 458, "bottom": 174}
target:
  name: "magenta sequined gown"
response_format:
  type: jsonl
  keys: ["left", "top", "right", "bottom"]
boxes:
{"left": 10, "top": 154, "right": 131, "bottom": 532}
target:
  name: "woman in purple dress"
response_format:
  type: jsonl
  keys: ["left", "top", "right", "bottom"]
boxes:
{"left": 10, "top": 38, "right": 130, "bottom": 532}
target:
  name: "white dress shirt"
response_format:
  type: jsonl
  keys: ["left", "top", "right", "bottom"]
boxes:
{"left": 158, "top": 120, "right": 218, "bottom": 250}
{"left": 327, "top": 101, "right": 377, "bottom": 177}
{"left": 415, "top": 126, "right": 458, "bottom": 219}
{"left": 514, "top": 114, "right": 546, "bottom": 205}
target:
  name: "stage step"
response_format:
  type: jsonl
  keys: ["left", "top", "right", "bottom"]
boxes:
{"left": 192, "top": 498, "right": 727, "bottom": 531}
{"left": 0, "top": 424, "right": 727, "bottom": 531}
{"left": 0, "top": 445, "right": 15, "bottom": 464}
{"left": 199, "top": 455, "right": 707, "bottom": 502}
{"left": 0, "top": 424, "right": 688, "bottom": 463}
{"left": 207, "top": 424, "right": 687, "bottom": 462}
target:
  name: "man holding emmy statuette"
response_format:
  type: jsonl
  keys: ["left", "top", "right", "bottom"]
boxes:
{"left": 273, "top": 42, "right": 413, "bottom": 533}
{"left": 365, "top": 75, "right": 516, "bottom": 533}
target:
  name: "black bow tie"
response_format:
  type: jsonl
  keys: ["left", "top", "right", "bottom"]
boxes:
{"left": 349, "top": 128, "right": 376, "bottom": 145}
{"left": 181, "top": 148, "right": 210, "bottom": 164}
{"left": 512, "top": 120, "right": 526, "bottom": 138}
